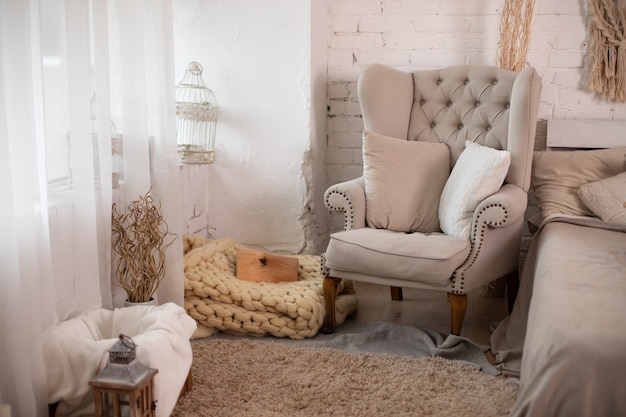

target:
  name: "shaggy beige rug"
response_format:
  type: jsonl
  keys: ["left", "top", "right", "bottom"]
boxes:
{"left": 172, "top": 338, "right": 518, "bottom": 417}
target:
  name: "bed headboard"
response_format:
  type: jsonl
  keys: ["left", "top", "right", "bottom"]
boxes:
{"left": 547, "top": 119, "right": 626, "bottom": 150}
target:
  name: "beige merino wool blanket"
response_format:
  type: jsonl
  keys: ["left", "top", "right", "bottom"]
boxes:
{"left": 183, "top": 236, "right": 358, "bottom": 339}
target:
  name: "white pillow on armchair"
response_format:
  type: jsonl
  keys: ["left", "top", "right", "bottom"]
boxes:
{"left": 438, "top": 140, "right": 511, "bottom": 239}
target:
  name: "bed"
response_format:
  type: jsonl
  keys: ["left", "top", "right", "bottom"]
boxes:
{"left": 490, "top": 120, "right": 626, "bottom": 416}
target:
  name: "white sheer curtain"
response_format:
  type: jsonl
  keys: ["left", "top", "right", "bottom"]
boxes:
{"left": 0, "top": 0, "right": 182, "bottom": 414}
{"left": 0, "top": 1, "right": 58, "bottom": 415}
{"left": 108, "top": 0, "right": 184, "bottom": 308}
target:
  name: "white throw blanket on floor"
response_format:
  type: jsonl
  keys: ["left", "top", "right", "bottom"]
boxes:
{"left": 43, "top": 302, "right": 197, "bottom": 417}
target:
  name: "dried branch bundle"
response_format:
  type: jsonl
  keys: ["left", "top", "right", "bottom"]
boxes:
{"left": 497, "top": 0, "right": 535, "bottom": 71}
{"left": 587, "top": 0, "right": 626, "bottom": 101}
{"left": 112, "top": 189, "right": 176, "bottom": 303}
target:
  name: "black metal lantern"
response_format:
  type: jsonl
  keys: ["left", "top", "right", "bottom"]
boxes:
{"left": 89, "top": 334, "right": 158, "bottom": 417}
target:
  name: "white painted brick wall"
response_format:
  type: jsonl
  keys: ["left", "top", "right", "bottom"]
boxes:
{"left": 325, "top": 0, "right": 626, "bottom": 234}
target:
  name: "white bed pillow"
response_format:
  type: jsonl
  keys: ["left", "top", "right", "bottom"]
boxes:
{"left": 363, "top": 130, "right": 450, "bottom": 233}
{"left": 439, "top": 141, "right": 511, "bottom": 239}
{"left": 578, "top": 171, "right": 626, "bottom": 225}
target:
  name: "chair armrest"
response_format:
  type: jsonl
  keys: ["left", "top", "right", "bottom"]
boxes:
{"left": 324, "top": 176, "right": 366, "bottom": 230}
{"left": 454, "top": 184, "right": 528, "bottom": 293}
{"left": 471, "top": 183, "right": 527, "bottom": 237}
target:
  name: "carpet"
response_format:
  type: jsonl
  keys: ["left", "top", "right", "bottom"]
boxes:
{"left": 171, "top": 338, "right": 518, "bottom": 417}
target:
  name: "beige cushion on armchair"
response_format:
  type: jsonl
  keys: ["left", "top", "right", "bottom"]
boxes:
{"left": 322, "top": 63, "right": 542, "bottom": 336}
{"left": 363, "top": 130, "right": 450, "bottom": 233}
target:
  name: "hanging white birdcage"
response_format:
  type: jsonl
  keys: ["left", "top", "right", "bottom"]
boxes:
{"left": 175, "top": 61, "right": 218, "bottom": 164}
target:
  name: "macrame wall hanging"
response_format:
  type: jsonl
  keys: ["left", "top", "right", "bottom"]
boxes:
{"left": 587, "top": 0, "right": 626, "bottom": 101}
{"left": 497, "top": 0, "right": 536, "bottom": 71}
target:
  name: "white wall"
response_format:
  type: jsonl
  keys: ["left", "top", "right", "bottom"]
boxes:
{"left": 174, "top": 0, "right": 328, "bottom": 254}
{"left": 176, "top": 0, "right": 626, "bottom": 252}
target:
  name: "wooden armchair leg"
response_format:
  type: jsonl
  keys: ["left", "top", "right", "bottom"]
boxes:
{"left": 390, "top": 286, "right": 403, "bottom": 301}
{"left": 320, "top": 277, "right": 342, "bottom": 334}
{"left": 447, "top": 292, "right": 468, "bottom": 336}
{"left": 506, "top": 270, "right": 519, "bottom": 314}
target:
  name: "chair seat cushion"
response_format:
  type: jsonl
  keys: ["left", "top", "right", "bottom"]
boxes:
{"left": 325, "top": 228, "right": 471, "bottom": 286}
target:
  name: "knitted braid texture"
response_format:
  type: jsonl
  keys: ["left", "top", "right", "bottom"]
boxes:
{"left": 183, "top": 235, "right": 358, "bottom": 339}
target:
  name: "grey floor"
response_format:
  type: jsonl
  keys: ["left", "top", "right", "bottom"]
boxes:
{"left": 345, "top": 281, "right": 509, "bottom": 346}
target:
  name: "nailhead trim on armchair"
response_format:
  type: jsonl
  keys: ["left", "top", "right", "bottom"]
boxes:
{"left": 324, "top": 189, "right": 356, "bottom": 231}
{"left": 451, "top": 202, "right": 511, "bottom": 294}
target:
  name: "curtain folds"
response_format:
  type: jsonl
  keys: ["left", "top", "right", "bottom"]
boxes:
{"left": 108, "top": 0, "right": 184, "bottom": 307}
{"left": 0, "top": 0, "right": 182, "bottom": 414}
{"left": 0, "top": 1, "right": 57, "bottom": 415}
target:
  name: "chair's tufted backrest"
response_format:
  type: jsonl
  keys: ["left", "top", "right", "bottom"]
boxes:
{"left": 358, "top": 64, "right": 542, "bottom": 191}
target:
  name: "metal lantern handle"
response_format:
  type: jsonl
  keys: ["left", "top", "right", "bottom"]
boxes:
{"left": 119, "top": 334, "right": 136, "bottom": 350}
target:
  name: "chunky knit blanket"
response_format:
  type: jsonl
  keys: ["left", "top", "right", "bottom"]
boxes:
{"left": 183, "top": 235, "right": 358, "bottom": 339}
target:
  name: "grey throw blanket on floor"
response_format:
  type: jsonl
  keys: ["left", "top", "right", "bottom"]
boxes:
{"left": 270, "top": 321, "right": 500, "bottom": 375}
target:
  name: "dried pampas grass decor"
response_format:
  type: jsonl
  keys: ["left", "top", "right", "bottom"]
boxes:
{"left": 497, "top": 0, "right": 535, "bottom": 71}
{"left": 112, "top": 188, "right": 176, "bottom": 303}
{"left": 587, "top": 0, "right": 626, "bottom": 101}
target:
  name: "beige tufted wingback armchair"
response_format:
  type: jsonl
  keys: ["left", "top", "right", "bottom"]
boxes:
{"left": 321, "top": 63, "right": 542, "bottom": 336}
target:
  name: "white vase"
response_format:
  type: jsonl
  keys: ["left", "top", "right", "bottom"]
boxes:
{"left": 124, "top": 298, "right": 156, "bottom": 307}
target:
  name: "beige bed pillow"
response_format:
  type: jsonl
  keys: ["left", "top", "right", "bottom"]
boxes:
{"left": 578, "top": 171, "right": 626, "bottom": 225}
{"left": 363, "top": 130, "right": 450, "bottom": 233}
{"left": 532, "top": 147, "right": 626, "bottom": 218}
